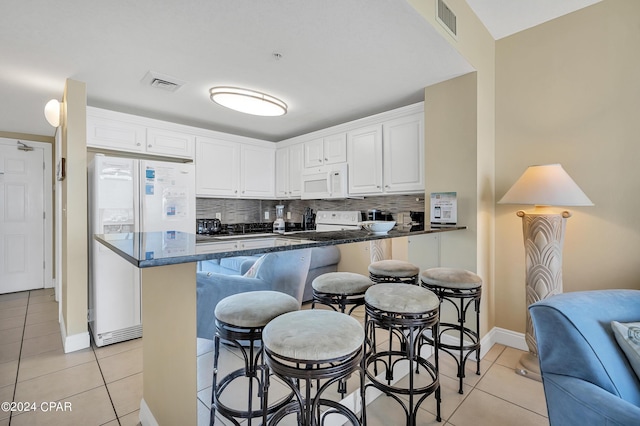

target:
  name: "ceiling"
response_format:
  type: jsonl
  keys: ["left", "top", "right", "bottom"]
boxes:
{"left": 0, "top": 0, "right": 600, "bottom": 142}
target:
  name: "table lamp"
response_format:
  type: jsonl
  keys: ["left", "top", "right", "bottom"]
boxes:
{"left": 498, "top": 164, "right": 593, "bottom": 381}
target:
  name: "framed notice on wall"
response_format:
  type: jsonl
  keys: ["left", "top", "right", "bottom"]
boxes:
{"left": 430, "top": 192, "right": 457, "bottom": 226}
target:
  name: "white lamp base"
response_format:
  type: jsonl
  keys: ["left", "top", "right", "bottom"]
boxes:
{"left": 516, "top": 208, "right": 570, "bottom": 381}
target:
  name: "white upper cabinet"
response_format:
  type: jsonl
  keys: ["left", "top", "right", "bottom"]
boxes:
{"left": 146, "top": 127, "right": 195, "bottom": 159}
{"left": 86, "top": 107, "right": 194, "bottom": 160}
{"left": 303, "top": 133, "right": 347, "bottom": 167}
{"left": 348, "top": 111, "right": 424, "bottom": 196}
{"left": 276, "top": 144, "right": 303, "bottom": 198}
{"left": 347, "top": 124, "right": 384, "bottom": 194}
{"left": 195, "top": 137, "right": 240, "bottom": 197}
{"left": 196, "top": 138, "right": 275, "bottom": 199}
{"left": 240, "top": 144, "right": 275, "bottom": 198}
{"left": 86, "top": 114, "right": 146, "bottom": 153}
{"left": 382, "top": 113, "right": 424, "bottom": 193}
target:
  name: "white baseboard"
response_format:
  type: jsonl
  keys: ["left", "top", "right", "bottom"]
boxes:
{"left": 486, "top": 326, "right": 528, "bottom": 352}
{"left": 58, "top": 314, "right": 90, "bottom": 353}
{"left": 139, "top": 399, "right": 159, "bottom": 426}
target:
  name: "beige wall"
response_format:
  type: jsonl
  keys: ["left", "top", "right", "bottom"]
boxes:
{"left": 409, "top": 0, "right": 496, "bottom": 336}
{"left": 495, "top": 0, "right": 640, "bottom": 332}
{"left": 60, "top": 79, "right": 88, "bottom": 338}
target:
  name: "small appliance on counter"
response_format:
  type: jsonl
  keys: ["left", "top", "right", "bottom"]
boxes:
{"left": 367, "top": 209, "right": 393, "bottom": 221}
{"left": 303, "top": 207, "right": 315, "bottom": 231}
{"left": 197, "top": 218, "right": 222, "bottom": 234}
{"left": 273, "top": 204, "right": 285, "bottom": 234}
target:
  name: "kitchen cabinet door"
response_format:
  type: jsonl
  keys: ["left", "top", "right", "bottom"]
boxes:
{"left": 87, "top": 114, "right": 146, "bottom": 153}
{"left": 240, "top": 144, "right": 275, "bottom": 198}
{"left": 275, "top": 147, "right": 289, "bottom": 198}
{"left": 382, "top": 113, "right": 424, "bottom": 193}
{"left": 303, "top": 138, "right": 324, "bottom": 168}
{"left": 323, "top": 133, "right": 347, "bottom": 164}
{"left": 276, "top": 144, "right": 303, "bottom": 198}
{"left": 347, "top": 124, "right": 383, "bottom": 194}
{"left": 287, "top": 143, "right": 303, "bottom": 197}
{"left": 303, "top": 133, "right": 346, "bottom": 167}
{"left": 195, "top": 137, "right": 240, "bottom": 197}
{"left": 146, "top": 127, "right": 195, "bottom": 159}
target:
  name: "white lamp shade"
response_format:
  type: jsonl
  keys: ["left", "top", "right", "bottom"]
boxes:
{"left": 210, "top": 87, "right": 287, "bottom": 116}
{"left": 498, "top": 164, "right": 593, "bottom": 206}
{"left": 44, "top": 99, "right": 61, "bottom": 127}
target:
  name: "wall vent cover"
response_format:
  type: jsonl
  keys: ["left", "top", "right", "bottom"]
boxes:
{"left": 436, "top": 0, "right": 457, "bottom": 39}
{"left": 141, "top": 71, "right": 186, "bottom": 92}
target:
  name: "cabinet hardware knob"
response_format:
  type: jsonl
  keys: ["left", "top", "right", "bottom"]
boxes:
{"left": 324, "top": 158, "right": 328, "bottom": 161}
{"left": 385, "top": 185, "right": 390, "bottom": 188}
{"left": 376, "top": 185, "right": 381, "bottom": 188}
{"left": 136, "top": 143, "right": 141, "bottom": 146}
{"left": 148, "top": 145, "right": 152, "bottom": 148}
{"left": 318, "top": 159, "right": 322, "bottom": 163}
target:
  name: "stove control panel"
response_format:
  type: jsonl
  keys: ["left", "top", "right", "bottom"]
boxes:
{"left": 315, "top": 211, "right": 362, "bottom": 226}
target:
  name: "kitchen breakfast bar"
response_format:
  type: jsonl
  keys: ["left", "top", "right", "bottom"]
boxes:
{"left": 95, "top": 226, "right": 465, "bottom": 426}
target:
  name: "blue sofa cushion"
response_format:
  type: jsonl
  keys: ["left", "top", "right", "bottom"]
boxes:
{"left": 612, "top": 321, "right": 640, "bottom": 380}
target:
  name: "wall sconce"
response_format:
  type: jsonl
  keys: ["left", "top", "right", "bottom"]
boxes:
{"left": 44, "top": 99, "right": 61, "bottom": 127}
{"left": 498, "top": 163, "right": 593, "bottom": 381}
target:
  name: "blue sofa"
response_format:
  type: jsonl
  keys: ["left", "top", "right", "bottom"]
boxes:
{"left": 529, "top": 290, "right": 640, "bottom": 425}
{"left": 196, "top": 248, "right": 314, "bottom": 339}
{"left": 198, "top": 246, "right": 341, "bottom": 302}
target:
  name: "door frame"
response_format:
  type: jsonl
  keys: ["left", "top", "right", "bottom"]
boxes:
{"left": 0, "top": 137, "right": 53, "bottom": 291}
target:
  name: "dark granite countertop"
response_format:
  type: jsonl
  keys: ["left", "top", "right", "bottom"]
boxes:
{"left": 94, "top": 225, "right": 466, "bottom": 268}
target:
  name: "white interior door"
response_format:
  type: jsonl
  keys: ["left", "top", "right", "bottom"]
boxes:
{"left": 0, "top": 140, "right": 45, "bottom": 293}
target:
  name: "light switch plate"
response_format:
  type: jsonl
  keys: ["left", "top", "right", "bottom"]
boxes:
{"left": 264, "top": 211, "right": 269, "bottom": 220}
{"left": 215, "top": 212, "right": 221, "bottom": 220}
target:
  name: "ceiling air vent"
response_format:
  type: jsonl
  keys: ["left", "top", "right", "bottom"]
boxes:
{"left": 141, "top": 71, "right": 186, "bottom": 92}
{"left": 436, "top": 0, "right": 457, "bottom": 39}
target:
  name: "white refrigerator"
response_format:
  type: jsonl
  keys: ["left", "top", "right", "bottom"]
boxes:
{"left": 88, "top": 154, "right": 195, "bottom": 346}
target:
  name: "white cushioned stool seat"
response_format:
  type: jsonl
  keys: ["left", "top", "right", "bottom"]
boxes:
{"left": 263, "top": 310, "right": 364, "bottom": 361}
{"left": 263, "top": 309, "right": 367, "bottom": 425}
{"left": 368, "top": 260, "right": 420, "bottom": 278}
{"left": 365, "top": 283, "right": 439, "bottom": 314}
{"left": 420, "top": 267, "right": 482, "bottom": 290}
{"left": 215, "top": 290, "right": 299, "bottom": 328}
{"left": 312, "top": 272, "right": 373, "bottom": 295}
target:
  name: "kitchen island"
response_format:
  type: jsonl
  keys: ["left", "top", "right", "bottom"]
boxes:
{"left": 94, "top": 226, "right": 465, "bottom": 426}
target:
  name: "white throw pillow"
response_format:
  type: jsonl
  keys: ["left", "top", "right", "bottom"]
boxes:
{"left": 611, "top": 321, "right": 640, "bottom": 380}
{"left": 243, "top": 254, "right": 266, "bottom": 278}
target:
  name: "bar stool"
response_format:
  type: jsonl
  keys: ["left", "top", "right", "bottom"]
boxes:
{"left": 262, "top": 309, "right": 366, "bottom": 426}
{"left": 368, "top": 260, "right": 420, "bottom": 284}
{"left": 311, "top": 272, "right": 373, "bottom": 315}
{"left": 210, "top": 291, "right": 299, "bottom": 426}
{"left": 420, "top": 267, "right": 482, "bottom": 394}
{"left": 363, "top": 283, "right": 441, "bottom": 425}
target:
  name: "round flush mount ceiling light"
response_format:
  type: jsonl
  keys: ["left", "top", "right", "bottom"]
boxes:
{"left": 209, "top": 86, "right": 287, "bottom": 116}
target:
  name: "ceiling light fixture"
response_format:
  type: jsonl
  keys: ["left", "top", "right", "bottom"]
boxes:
{"left": 209, "top": 86, "right": 287, "bottom": 117}
{"left": 44, "top": 99, "right": 61, "bottom": 127}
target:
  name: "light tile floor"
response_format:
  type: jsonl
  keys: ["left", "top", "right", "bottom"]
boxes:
{"left": 1, "top": 289, "right": 549, "bottom": 426}
{"left": 0, "top": 288, "right": 142, "bottom": 426}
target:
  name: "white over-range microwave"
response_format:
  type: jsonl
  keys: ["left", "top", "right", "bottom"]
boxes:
{"left": 301, "top": 163, "right": 349, "bottom": 200}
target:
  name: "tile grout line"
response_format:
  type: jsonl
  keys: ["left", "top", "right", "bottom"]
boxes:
{"left": 91, "top": 341, "right": 122, "bottom": 426}
{"left": 442, "top": 345, "right": 506, "bottom": 424}
{"left": 7, "top": 290, "right": 31, "bottom": 426}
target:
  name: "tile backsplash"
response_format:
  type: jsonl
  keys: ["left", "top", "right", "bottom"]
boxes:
{"left": 197, "top": 194, "right": 425, "bottom": 224}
